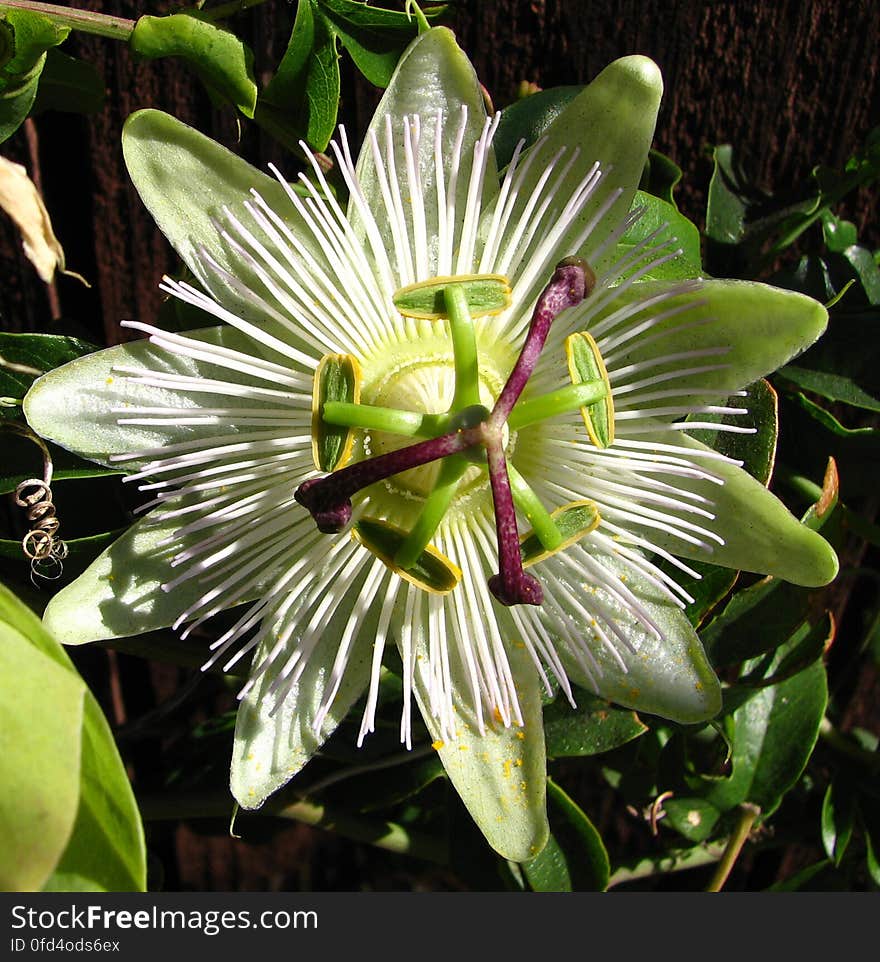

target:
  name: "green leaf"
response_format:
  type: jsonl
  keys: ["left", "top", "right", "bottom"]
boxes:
{"left": 492, "top": 85, "right": 582, "bottom": 169}
{"left": 688, "top": 378, "right": 778, "bottom": 486}
{"left": 0, "top": 331, "right": 98, "bottom": 401}
{"left": 639, "top": 148, "right": 683, "bottom": 206}
{"left": 666, "top": 558, "right": 738, "bottom": 628}
{"left": 781, "top": 308, "right": 880, "bottom": 413}
{"left": 33, "top": 49, "right": 104, "bottom": 116}
{"left": 0, "top": 432, "right": 122, "bottom": 498}
{"left": 821, "top": 210, "right": 858, "bottom": 253}
{"left": 0, "top": 604, "right": 84, "bottom": 890}
{"left": 130, "top": 13, "right": 257, "bottom": 118}
{"left": 319, "top": 0, "right": 446, "bottom": 88}
{"left": 618, "top": 189, "right": 702, "bottom": 280}
{"left": 523, "top": 779, "right": 609, "bottom": 891}
{"left": 0, "top": 8, "right": 69, "bottom": 142}
{"left": 543, "top": 688, "right": 647, "bottom": 758}
{"left": 259, "top": 0, "right": 339, "bottom": 151}
{"left": 703, "top": 646, "right": 828, "bottom": 815}
{"left": 662, "top": 796, "right": 721, "bottom": 843}
{"left": 780, "top": 392, "right": 880, "bottom": 499}
{"left": 703, "top": 571, "right": 821, "bottom": 668}
{"left": 821, "top": 779, "right": 856, "bottom": 866}
{"left": 0, "top": 584, "right": 146, "bottom": 891}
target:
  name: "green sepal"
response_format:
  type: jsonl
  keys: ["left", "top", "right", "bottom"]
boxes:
{"left": 231, "top": 559, "right": 381, "bottom": 810}
{"left": 630, "top": 422, "right": 839, "bottom": 587}
{"left": 539, "top": 542, "right": 722, "bottom": 724}
{"left": 407, "top": 609, "right": 550, "bottom": 862}
{"left": 486, "top": 56, "right": 663, "bottom": 281}
{"left": 122, "top": 109, "right": 330, "bottom": 335}
{"left": 603, "top": 279, "right": 830, "bottom": 414}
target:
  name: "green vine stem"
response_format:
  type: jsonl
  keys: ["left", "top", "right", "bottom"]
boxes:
{"left": 0, "top": 0, "right": 135, "bottom": 39}
{"left": 705, "top": 802, "right": 761, "bottom": 892}
{"left": 139, "top": 790, "right": 448, "bottom": 865}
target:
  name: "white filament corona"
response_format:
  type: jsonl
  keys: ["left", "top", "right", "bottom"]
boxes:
{"left": 112, "top": 107, "right": 745, "bottom": 748}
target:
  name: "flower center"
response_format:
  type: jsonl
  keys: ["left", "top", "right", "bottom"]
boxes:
{"left": 296, "top": 259, "right": 600, "bottom": 606}
{"left": 364, "top": 355, "right": 508, "bottom": 501}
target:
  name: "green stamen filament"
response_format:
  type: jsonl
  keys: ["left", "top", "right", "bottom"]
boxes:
{"left": 443, "top": 284, "right": 482, "bottom": 410}
{"left": 322, "top": 401, "right": 446, "bottom": 438}
{"left": 506, "top": 463, "right": 563, "bottom": 552}
{"left": 394, "top": 455, "right": 469, "bottom": 570}
{"left": 508, "top": 380, "right": 608, "bottom": 431}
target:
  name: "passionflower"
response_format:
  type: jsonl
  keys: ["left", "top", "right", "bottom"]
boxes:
{"left": 24, "top": 28, "right": 837, "bottom": 861}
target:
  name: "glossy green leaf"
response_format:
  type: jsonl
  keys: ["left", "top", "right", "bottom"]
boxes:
{"left": 412, "top": 629, "right": 549, "bottom": 863}
{"left": 0, "top": 584, "right": 146, "bottom": 892}
{"left": 639, "top": 148, "right": 683, "bottom": 206}
{"left": 821, "top": 210, "right": 858, "bottom": 252}
{"left": 617, "top": 189, "right": 702, "bottom": 280}
{"left": 780, "top": 392, "right": 880, "bottom": 499}
{"left": 703, "top": 647, "right": 828, "bottom": 815}
{"left": 0, "top": 616, "right": 84, "bottom": 890}
{"left": 662, "top": 796, "right": 721, "bottom": 843}
{"left": 492, "top": 85, "right": 581, "bottom": 169}
{"left": 703, "top": 572, "right": 819, "bottom": 669}
{"left": 781, "top": 310, "right": 880, "bottom": 413}
{"left": 231, "top": 561, "right": 380, "bottom": 810}
{"left": 0, "top": 8, "right": 68, "bottom": 142}
{"left": 0, "top": 432, "right": 121, "bottom": 498}
{"left": 130, "top": 13, "right": 257, "bottom": 118}
{"left": 319, "top": 0, "right": 446, "bottom": 88}
{"left": 259, "top": 0, "right": 339, "bottom": 151}
{"left": 523, "top": 779, "right": 609, "bottom": 891}
{"left": 666, "top": 558, "right": 738, "bottom": 629}
{"left": 33, "top": 49, "right": 104, "bottom": 115}
{"left": 737, "top": 612, "right": 833, "bottom": 689}
{"left": 688, "top": 378, "right": 778, "bottom": 486}
{"left": 821, "top": 779, "right": 856, "bottom": 866}
{"left": 543, "top": 688, "right": 647, "bottom": 758}
{"left": 0, "top": 331, "right": 97, "bottom": 401}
